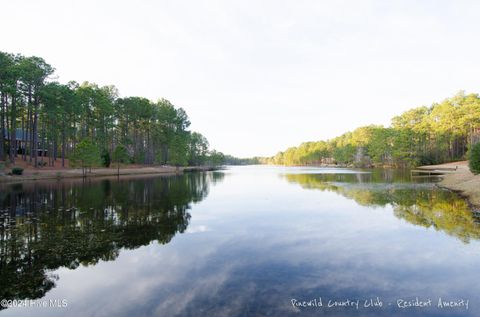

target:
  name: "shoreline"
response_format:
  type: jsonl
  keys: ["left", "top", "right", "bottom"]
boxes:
{"left": 270, "top": 161, "right": 480, "bottom": 210}
{"left": 0, "top": 165, "right": 220, "bottom": 184}
{"left": 418, "top": 161, "right": 480, "bottom": 210}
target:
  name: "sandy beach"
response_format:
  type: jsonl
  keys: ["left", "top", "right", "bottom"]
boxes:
{"left": 419, "top": 161, "right": 480, "bottom": 209}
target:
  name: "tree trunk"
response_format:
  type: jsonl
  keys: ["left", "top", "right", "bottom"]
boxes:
{"left": 53, "top": 136, "right": 57, "bottom": 162}
{"left": 48, "top": 138, "right": 52, "bottom": 167}
{"left": 28, "top": 90, "right": 33, "bottom": 164}
{"left": 0, "top": 93, "right": 5, "bottom": 161}
{"left": 40, "top": 120, "right": 45, "bottom": 165}
{"left": 4, "top": 94, "right": 10, "bottom": 157}
{"left": 10, "top": 96, "right": 16, "bottom": 164}
{"left": 62, "top": 118, "right": 66, "bottom": 167}
{"left": 33, "top": 96, "right": 39, "bottom": 167}
{"left": 21, "top": 115, "right": 25, "bottom": 160}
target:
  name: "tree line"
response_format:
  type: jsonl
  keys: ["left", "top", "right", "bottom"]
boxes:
{"left": 223, "top": 155, "right": 260, "bottom": 165}
{"left": 264, "top": 92, "right": 480, "bottom": 167}
{"left": 0, "top": 51, "right": 226, "bottom": 168}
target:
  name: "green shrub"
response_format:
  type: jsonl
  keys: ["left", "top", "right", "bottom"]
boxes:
{"left": 469, "top": 142, "right": 480, "bottom": 174}
{"left": 11, "top": 167, "right": 24, "bottom": 175}
{"left": 419, "top": 153, "right": 438, "bottom": 166}
{"left": 101, "top": 149, "right": 111, "bottom": 167}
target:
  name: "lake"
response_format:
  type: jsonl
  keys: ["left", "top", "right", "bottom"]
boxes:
{"left": 1, "top": 165, "right": 479, "bottom": 316}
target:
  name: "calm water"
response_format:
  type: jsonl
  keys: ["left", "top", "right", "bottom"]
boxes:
{"left": 1, "top": 166, "right": 480, "bottom": 316}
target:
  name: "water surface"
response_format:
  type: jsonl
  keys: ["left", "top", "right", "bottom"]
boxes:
{"left": 1, "top": 166, "right": 479, "bottom": 316}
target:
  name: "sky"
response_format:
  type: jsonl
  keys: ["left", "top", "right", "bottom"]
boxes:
{"left": 1, "top": 0, "right": 480, "bottom": 157}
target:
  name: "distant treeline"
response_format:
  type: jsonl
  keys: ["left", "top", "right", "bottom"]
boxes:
{"left": 0, "top": 51, "right": 227, "bottom": 167}
{"left": 263, "top": 92, "right": 480, "bottom": 167}
{"left": 223, "top": 155, "right": 260, "bottom": 165}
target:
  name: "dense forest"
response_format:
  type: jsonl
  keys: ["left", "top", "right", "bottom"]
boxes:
{"left": 265, "top": 92, "right": 480, "bottom": 167}
{"left": 0, "top": 51, "right": 226, "bottom": 168}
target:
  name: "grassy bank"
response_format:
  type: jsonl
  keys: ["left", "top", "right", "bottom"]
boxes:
{"left": 0, "top": 165, "right": 219, "bottom": 184}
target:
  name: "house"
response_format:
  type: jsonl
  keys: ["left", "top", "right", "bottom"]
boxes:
{"left": 2, "top": 128, "right": 48, "bottom": 156}
{"left": 473, "top": 127, "right": 480, "bottom": 145}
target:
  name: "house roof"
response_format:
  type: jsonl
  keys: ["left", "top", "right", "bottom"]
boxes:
{"left": 3, "top": 128, "right": 34, "bottom": 142}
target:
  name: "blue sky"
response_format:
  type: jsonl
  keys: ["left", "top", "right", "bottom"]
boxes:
{"left": 2, "top": 0, "right": 480, "bottom": 157}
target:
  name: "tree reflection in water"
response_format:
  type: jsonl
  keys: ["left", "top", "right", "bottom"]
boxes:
{"left": 283, "top": 170, "right": 480, "bottom": 243}
{"left": 0, "top": 172, "right": 224, "bottom": 307}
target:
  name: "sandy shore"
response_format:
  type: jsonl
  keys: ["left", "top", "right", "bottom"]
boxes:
{"left": 0, "top": 165, "right": 218, "bottom": 184}
{"left": 419, "top": 161, "right": 480, "bottom": 209}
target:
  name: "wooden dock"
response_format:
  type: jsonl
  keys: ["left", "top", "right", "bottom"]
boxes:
{"left": 411, "top": 166, "right": 458, "bottom": 176}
